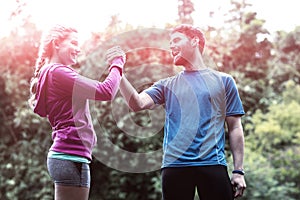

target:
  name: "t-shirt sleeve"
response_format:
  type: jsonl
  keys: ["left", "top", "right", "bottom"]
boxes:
{"left": 144, "top": 80, "right": 165, "bottom": 105}
{"left": 224, "top": 76, "right": 245, "bottom": 116}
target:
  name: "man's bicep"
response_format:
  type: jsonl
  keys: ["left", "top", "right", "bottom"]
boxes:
{"left": 139, "top": 92, "right": 157, "bottom": 110}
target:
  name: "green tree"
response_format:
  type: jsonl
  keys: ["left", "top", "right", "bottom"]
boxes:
{"left": 177, "top": 0, "right": 195, "bottom": 24}
{"left": 244, "top": 80, "right": 300, "bottom": 199}
{"left": 205, "top": 0, "right": 273, "bottom": 114}
{"left": 0, "top": 16, "right": 53, "bottom": 200}
{"left": 268, "top": 26, "right": 300, "bottom": 94}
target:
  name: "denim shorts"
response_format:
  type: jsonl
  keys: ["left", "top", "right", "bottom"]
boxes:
{"left": 47, "top": 157, "right": 90, "bottom": 188}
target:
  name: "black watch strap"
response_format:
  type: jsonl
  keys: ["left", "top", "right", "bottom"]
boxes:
{"left": 232, "top": 169, "right": 245, "bottom": 175}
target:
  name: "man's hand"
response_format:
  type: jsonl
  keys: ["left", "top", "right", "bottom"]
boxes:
{"left": 231, "top": 173, "right": 246, "bottom": 198}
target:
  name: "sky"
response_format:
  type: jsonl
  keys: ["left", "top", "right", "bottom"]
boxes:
{"left": 0, "top": 0, "right": 299, "bottom": 42}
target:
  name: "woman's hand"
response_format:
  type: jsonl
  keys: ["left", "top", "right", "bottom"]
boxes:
{"left": 105, "top": 46, "right": 126, "bottom": 65}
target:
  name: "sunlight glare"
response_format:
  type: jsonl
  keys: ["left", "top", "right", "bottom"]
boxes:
{"left": 0, "top": 0, "right": 299, "bottom": 42}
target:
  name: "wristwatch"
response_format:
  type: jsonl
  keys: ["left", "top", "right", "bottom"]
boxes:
{"left": 232, "top": 169, "right": 245, "bottom": 175}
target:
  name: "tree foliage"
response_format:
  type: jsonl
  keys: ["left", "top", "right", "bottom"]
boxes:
{"left": 177, "top": 0, "right": 194, "bottom": 24}
{"left": 244, "top": 80, "right": 300, "bottom": 199}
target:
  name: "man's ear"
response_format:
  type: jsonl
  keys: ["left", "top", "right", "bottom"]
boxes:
{"left": 191, "top": 37, "right": 199, "bottom": 47}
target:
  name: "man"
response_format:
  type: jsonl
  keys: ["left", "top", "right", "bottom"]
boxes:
{"left": 119, "top": 24, "right": 246, "bottom": 200}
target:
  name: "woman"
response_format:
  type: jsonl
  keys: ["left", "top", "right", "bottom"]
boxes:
{"left": 29, "top": 24, "right": 125, "bottom": 200}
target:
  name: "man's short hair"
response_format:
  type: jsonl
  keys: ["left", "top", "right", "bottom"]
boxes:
{"left": 171, "top": 24, "right": 205, "bottom": 54}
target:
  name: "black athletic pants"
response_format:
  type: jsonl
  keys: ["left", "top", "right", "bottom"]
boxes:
{"left": 161, "top": 165, "right": 234, "bottom": 200}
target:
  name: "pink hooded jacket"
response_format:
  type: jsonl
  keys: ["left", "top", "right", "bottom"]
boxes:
{"left": 34, "top": 59, "right": 123, "bottom": 160}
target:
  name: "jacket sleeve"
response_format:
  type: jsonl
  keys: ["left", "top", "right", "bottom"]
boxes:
{"left": 51, "top": 66, "right": 122, "bottom": 101}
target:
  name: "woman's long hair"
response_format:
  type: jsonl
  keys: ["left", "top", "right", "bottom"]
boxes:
{"left": 28, "top": 24, "right": 77, "bottom": 109}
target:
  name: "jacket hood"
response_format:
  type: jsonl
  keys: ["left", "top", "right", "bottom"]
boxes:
{"left": 33, "top": 64, "right": 61, "bottom": 117}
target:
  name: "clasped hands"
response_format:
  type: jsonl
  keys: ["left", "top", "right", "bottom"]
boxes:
{"left": 105, "top": 46, "right": 126, "bottom": 73}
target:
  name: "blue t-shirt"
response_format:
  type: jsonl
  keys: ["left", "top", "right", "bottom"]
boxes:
{"left": 144, "top": 68, "right": 245, "bottom": 168}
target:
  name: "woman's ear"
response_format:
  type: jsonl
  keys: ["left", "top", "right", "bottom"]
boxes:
{"left": 52, "top": 39, "right": 60, "bottom": 50}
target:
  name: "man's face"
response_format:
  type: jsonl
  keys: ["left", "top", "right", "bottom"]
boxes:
{"left": 169, "top": 32, "right": 193, "bottom": 66}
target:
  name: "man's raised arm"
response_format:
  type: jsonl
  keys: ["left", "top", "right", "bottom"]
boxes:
{"left": 120, "top": 76, "right": 156, "bottom": 112}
